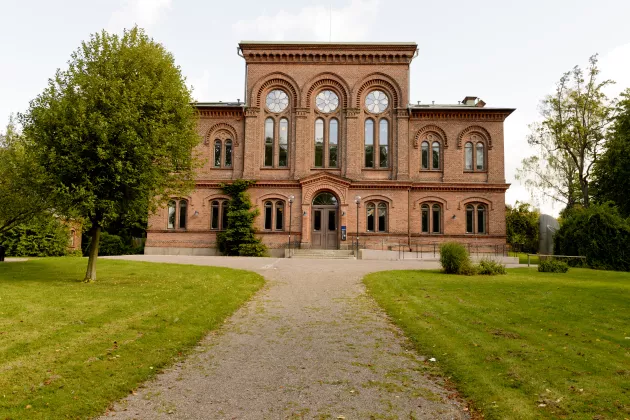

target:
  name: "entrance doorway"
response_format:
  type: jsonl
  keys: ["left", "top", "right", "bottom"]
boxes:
{"left": 311, "top": 192, "right": 338, "bottom": 249}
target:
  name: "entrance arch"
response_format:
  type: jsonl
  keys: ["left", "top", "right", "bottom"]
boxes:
{"left": 311, "top": 192, "right": 339, "bottom": 249}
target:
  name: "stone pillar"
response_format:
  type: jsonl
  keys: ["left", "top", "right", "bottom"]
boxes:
{"left": 340, "top": 203, "right": 349, "bottom": 249}
{"left": 243, "top": 107, "right": 260, "bottom": 179}
{"left": 344, "top": 108, "right": 361, "bottom": 179}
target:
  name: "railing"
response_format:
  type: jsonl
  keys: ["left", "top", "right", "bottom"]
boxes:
{"left": 394, "top": 242, "right": 508, "bottom": 260}
{"left": 284, "top": 239, "right": 301, "bottom": 258}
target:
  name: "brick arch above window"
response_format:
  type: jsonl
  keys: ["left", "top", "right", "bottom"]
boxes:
{"left": 303, "top": 73, "right": 351, "bottom": 108}
{"left": 251, "top": 73, "right": 300, "bottom": 108}
{"left": 302, "top": 185, "right": 346, "bottom": 206}
{"left": 205, "top": 123, "right": 238, "bottom": 146}
{"left": 360, "top": 194, "right": 394, "bottom": 208}
{"left": 460, "top": 197, "right": 493, "bottom": 210}
{"left": 457, "top": 125, "right": 492, "bottom": 149}
{"left": 413, "top": 125, "right": 448, "bottom": 149}
{"left": 412, "top": 196, "right": 449, "bottom": 210}
{"left": 353, "top": 73, "right": 402, "bottom": 109}
{"left": 202, "top": 194, "right": 230, "bottom": 206}
{"left": 256, "top": 193, "right": 292, "bottom": 206}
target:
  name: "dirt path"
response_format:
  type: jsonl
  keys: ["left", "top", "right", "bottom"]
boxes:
{"left": 100, "top": 256, "right": 469, "bottom": 419}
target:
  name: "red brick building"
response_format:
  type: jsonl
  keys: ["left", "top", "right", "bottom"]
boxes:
{"left": 145, "top": 42, "right": 514, "bottom": 256}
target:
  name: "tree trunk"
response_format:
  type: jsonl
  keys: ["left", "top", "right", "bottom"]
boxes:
{"left": 582, "top": 180, "right": 590, "bottom": 207}
{"left": 84, "top": 225, "right": 101, "bottom": 282}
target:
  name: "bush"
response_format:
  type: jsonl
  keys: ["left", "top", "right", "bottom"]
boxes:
{"left": 477, "top": 259, "right": 507, "bottom": 275}
{"left": 0, "top": 215, "right": 70, "bottom": 257}
{"left": 538, "top": 259, "right": 569, "bottom": 273}
{"left": 84, "top": 232, "right": 131, "bottom": 256}
{"left": 554, "top": 203, "right": 630, "bottom": 271}
{"left": 440, "top": 242, "right": 474, "bottom": 274}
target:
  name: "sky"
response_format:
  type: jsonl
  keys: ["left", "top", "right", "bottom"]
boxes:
{"left": 1, "top": 0, "right": 629, "bottom": 216}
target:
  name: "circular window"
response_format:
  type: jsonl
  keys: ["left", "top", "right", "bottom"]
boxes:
{"left": 266, "top": 90, "right": 289, "bottom": 113}
{"left": 315, "top": 90, "right": 339, "bottom": 113}
{"left": 365, "top": 90, "right": 389, "bottom": 114}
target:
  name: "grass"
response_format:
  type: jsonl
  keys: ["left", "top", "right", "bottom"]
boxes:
{"left": 515, "top": 252, "right": 540, "bottom": 265}
{"left": 0, "top": 257, "right": 264, "bottom": 419}
{"left": 364, "top": 268, "right": 630, "bottom": 419}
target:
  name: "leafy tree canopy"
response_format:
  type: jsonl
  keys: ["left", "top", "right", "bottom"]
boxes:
{"left": 592, "top": 89, "right": 630, "bottom": 217}
{"left": 506, "top": 201, "right": 539, "bottom": 253}
{"left": 20, "top": 27, "right": 199, "bottom": 280}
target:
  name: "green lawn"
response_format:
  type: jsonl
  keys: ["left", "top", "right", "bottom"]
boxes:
{"left": 515, "top": 252, "right": 540, "bottom": 265}
{"left": 364, "top": 268, "right": 630, "bottom": 420}
{"left": 0, "top": 258, "right": 264, "bottom": 419}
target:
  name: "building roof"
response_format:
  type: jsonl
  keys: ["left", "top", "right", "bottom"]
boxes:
{"left": 239, "top": 41, "right": 417, "bottom": 47}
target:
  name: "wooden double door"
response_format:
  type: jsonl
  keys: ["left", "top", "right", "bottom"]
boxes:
{"left": 311, "top": 206, "right": 338, "bottom": 249}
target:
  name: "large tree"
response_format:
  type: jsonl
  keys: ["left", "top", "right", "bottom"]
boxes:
{"left": 20, "top": 27, "right": 199, "bottom": 281}
{"left": 505, "top": 201, "right": 539, "bottom": 254}
{"left": 0, "top": 117, "right": 51, "bottom": 234}
{"left": 592, "top": 89, "right": 630, "bottom": 217}
{"left": 516, "top": 55, "right": 615, "bottom": 210}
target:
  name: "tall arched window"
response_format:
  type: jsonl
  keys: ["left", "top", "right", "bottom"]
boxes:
{"left": 421, "top": 141, "right": 429, "bottom": 169}
{"left": 379, "top": 120, "right": 389, "bottom": 168}
{"left": 263, "top": 200, "right": 285, "bottom": 231}
{"left": 329, "top": 119, "right": 338, "bottom": 168}
{"left": 225, "top": 140, "right": 232, "bottom": 167}
{"left": 214, "top": 140, "right": 221, "bottom": 167}
{"left": 465, "top": 142, "right": 473, "bottom": 171}
{"left": 315, "top": 118, "right": 324, "bottom": 167}
{"left": 211, "top": 200, "right": 229, "bottom": 230}
{"left": 366, "top": 201, "right": 388, "bottom": 232}
{"left": 476, "top": 142, "right": 485, "bottom": 170}
{"left": 421, "top": 203, "right": 442, "bottom": 234}
{"left": 364, "top": 119, "right": 374, "bottom": 168}
{"left": 465, "top": 203, "right": 487, "bottom": 234}
{"left": 264, "top": 89, "right": 290, "bottom": 168}
{"left": 167, "top": 199, "right": 187, "bottom": 230}
{"left": 264, "top": 118, "right": 274, "bottom": 167}
{"left": 279, "top": 118, "right": 288, "bottom": 167}
{"left": 432, "top": 141, "right": 440, "bottom": 170}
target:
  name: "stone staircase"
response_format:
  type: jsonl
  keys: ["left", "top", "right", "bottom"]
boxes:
{"left": 288, "top": 249, "right": 356, "bottom": 259}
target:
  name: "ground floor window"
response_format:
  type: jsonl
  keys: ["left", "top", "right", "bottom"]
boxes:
{"left": 211, "top": 200, "right": 229, "bottom": 230}
{"left": 421, "top": 203, "right": 442, "bottom": 234}
{"left": 466, "top": 203, "right": 487, "bottom": 234}
{"left": 264, "top": 200, "right": 285, "bottom": 231}
{"left": 167, "top": 199, "right": 188, "bottom": 229}
{"left": 366, "top": 201, "right": 387, "bottom": 233}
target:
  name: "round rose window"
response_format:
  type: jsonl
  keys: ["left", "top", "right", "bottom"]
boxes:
{"left": 266, "top": 90, "right": 289, "bottom": 113}
{"left": 365, "top": 90, "right": 389, "bottom": 114}
{"left": 315, "top": 90, "right": 339, "bottom": 113}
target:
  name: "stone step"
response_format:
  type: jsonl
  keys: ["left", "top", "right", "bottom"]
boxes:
{"left": 291, "top": 255, "right": 356, "bottom": 259}
{"left": 288, "top": 249, "right": 356, "bottom": 259}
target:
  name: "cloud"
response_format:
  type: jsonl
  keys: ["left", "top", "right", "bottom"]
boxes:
{"left": 108, "top": 0, "right": 172, "bottom": 32}
{"left": 232, "top": 0, "right": 380, "bottom": 42}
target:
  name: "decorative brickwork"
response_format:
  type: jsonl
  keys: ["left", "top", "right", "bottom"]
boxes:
{"left": 145, "top": 41, "right": 514, "bottom": 255}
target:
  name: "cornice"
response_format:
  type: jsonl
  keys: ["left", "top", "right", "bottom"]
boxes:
{"left": 198, "top": 109, "right": 244, "bottom": 118}
{"left": 244, "top": 107, "right": 260, "bottom": 118}
{"left": 410, "top": 110, "right": 512, "bottom": 122}
{"left": 239, "top": 48, "right": 416, "bottom": 65}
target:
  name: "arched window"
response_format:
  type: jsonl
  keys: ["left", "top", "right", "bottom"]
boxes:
{"left": 211, "top": 200, "right": 229, "bottom": 230}
{"left": 167, "top": 199, "right": 188, "bottom": 230}
{"left": 214, "top": 140, "right": 221, "bottom": 167}
{"left": 366, "top": 201, "right": 388, "bottom": 232}
{"left": 315, "top": 118, "right": 324, "bottom": 167}
{"left": 465, "top": 203, "right": 488, "bottom": 234}
{"left": 264, "top": 118, "right": 274, "bottom": 167}
{"left": 329, "top": 119, "right": 338, "bottom": 168}
{"left": 421, "top": 203, "right": 442, "bottom": 234}
{"left": 421, "top": 141, "right": 429, "bottom": 169}
{"left": 476, "top": 142, "right": 485, "bottom": 170}
{"left": 167, "top": 200, "right": 176, "bottom": 229}
{"left": 432, "top": 141, "right": 440, "bottom": 170}
{"left": 264, "top": 89, "right": 290, "bottom": 168}
{"left": 365, "top": 119, "right": 374, "bottom": 168}
{"left": 465, "top": 142, "right": 473, "bottom": 171}
{"left": 279, "top": 118, "right": 288, "bottom": 167}
{"left": 263, "top": 200, "right": 286, "bottom": 231}
{"left": 379, "top": 120, "right": 389, "bottom": 168}
{"left": 225, "top": 140, "right": 232, "bottom": 167}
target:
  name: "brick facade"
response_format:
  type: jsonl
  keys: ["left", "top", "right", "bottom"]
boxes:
{"left": 145, "top": 42, "right": 514, "bottom": 256}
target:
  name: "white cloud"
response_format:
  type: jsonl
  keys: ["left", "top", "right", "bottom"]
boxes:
{"left": 108, "top": 0, "right": 172, "bottom": 32}
{"left": 232, "top": 0, "right": 380, "bottom": 42}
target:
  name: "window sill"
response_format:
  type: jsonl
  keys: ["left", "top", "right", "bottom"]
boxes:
{"left": 311, "top": 167, "right": 340, "bottom": 170}
{"left": 260, "top": 167, "right": 290, "bottom": 170}
{"left": 210, "top": 167, "right": 234, "bottom": 170}
{"left": 362, "top": 168, "right": 390, "bottom": 171}
{"left": 261, "top": 230, "right": 287, "bottom": 234}
{"left": 463, "top": 170, "right": 488, "bottom": 173}
{"left": 419, "top": 169, "right": 443, "bottom": 172}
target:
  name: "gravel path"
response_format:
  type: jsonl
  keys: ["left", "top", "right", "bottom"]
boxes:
{"left": 100, "top": 256, "right": 470, "bottom": 419}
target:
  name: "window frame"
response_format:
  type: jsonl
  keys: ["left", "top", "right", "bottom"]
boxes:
{"left": 465, "top": 203, "right": 488, "bottom": 234}
{"left": 263, "top": 89, "right": 291, "bottom": 169}
{"left": 363, "top": 89, "right": 391, "bottom": 169}
{"left": 420, "top": 137, "right": 442, "bottom": 171}
{"left": 365, "top": 200, "right": 388, "bottom": 233}
{"left": 420, "top": 202, "right": 443, "bottom": 234}
{"left": 313, "top": 88, "right": 342, "bottom": 169}
{"left": 212, "top": 138, "right": 234, "bottom": 169}
{"left": 464, "top": 138, "right": 487, "bottom": 172}
{"left": 262, "top": 200, "right": 286, "bottom": 232}
{"left": 166, "top": 198, "right": 188, "bottom": 230}
{"left": 210, "top": 199, "right": 229, "bottom": 231}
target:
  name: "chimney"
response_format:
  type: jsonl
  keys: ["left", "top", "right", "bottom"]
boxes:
{"left": 476, "top": 99, "right": 486, "bottom": 108}
{"left": 462, "top": 96, "right": 477, "bottom": 106}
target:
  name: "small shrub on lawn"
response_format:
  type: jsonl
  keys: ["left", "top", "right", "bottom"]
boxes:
{"left": 538, "top": 259, "right": 569, "bottom": 273}
{"left": 477, "top": 259, "right": 507, "bottom": 275}
{"left": 440, "top": 242, "right": 475, "bottom": 275}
